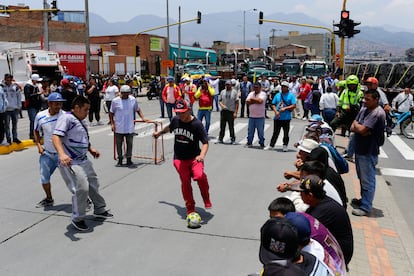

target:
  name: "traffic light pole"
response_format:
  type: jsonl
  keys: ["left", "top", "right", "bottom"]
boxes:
{"left": 258, "top": 17, "right": 336, "bottom": 69}
{"left": 133, "top": 15, "right": 201, "bottom": 74}
{"left": 340, "top": 0, "right": 347, "bottom": 80}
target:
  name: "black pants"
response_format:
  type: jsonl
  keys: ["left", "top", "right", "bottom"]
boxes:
{"left": 330, "top": 111, "right": 355, "bottom": 132}
{"left": 219, "top": 110, "right": 235, "bottom": 141}
{"left": 270, "top": 120, "right": 290, "bottom": 147}
{"left": 240, "top": 97, "right": 249, "bottom": 118}
{"left": 89, "top": 100, "right": 101, "bottom": 122}
{"left": 0, "top": 112, "right": 5, "bottom": 142}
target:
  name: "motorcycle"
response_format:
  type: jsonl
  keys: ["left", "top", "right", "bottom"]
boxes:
{"left": 147, "top": 79, "right": 160, "bottom": 100}
{"left": 389, "top": 107, "right": 414, "bottom": 139}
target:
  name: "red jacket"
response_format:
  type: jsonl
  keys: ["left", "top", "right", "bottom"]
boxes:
{"left": 162, "top": 84, "right": 182, "bottom": 104}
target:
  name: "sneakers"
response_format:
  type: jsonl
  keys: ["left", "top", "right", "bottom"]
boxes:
{"left": 6, "top": 138, "right": 11, "bottom": 144}
{"left": 244, "top": 143, "right": 253, "bottom": 148}
{"left": 72, "top": 220, "right": 89, "bottom": 231}
{"left": 283, "top": 145, "right": 288, "bottom": 152}
{"left": 126, "top": 158, "right": 134, "bottom": 167}
{"left": 343, "top": 155, "right": 354, "bottom": 162}
{"left": 259, "top": 144, "right": 265, "bottom": 148}
{"left": 13, "top": 138, "right": 22, "bottom": 144}
{"left": 264, "top": 145, "right": 274, "bottom": 151}
{"left": 204, "top": 201, "right": 212, "bottom": 209}
{"left": 216, "top": 139, "right": 224, "bottom": 144}
{"left": 96, "top": 121, "right": 104, "bottom": 126}
{"left": 116, "top": 158, "right": 123, "bottom": 167}
{"left": 35, "top": 197, "right": 54, "bottom": 208}
{"left": 0, "top": 141, "right": 10, "bottom": 146}
{"left": 230, "top": 139, "right": 236, "bottom": 145}
{"left": 94, "top": 210, "right": 114, "bottom": 219}
{"left": 352, "top": 208, "right": 368, "bottom": 216}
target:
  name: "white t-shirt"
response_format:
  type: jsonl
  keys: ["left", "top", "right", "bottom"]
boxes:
{"left": 104, "top": 85, "right": 119, "bottom": 101}
{"left": 34, "top": 109, "right": 64, "bottom": 153}
{"left": 209, "top": 79, "right": 220, "bottom": 95}
{"left": 110, "top": 95, "right": 139, "bottom": 134}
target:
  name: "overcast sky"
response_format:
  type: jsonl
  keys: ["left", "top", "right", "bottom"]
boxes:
{"left": 3, "top": 0, "right": 414, "bottom": 31}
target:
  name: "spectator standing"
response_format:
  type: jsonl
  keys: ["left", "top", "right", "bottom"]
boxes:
{"left": 159, "top": 77, "right": 166, "bottom": 118}
{"left": 24, "top": 74, "right": 43, "bottom": 140}
{"left": 289, "top": 76, "right": 301, "bottom": 118}
{"left": 194, "top": 79, "right": 215, "bottom": 135}
{"left": 33, "top": 92, "right": 66, "bottom": 208}
{"left": 153, "top": 99, "right": 212, "bottom": 216}
{"left": 110, "top": 85, "right": 148, "bottom": 167}
{"left": 60, "top": 78, "right": 77, "bottom": 112}
{"left": 0, "top": 85, "right": 6, "bottom": 145}
{"left": 239, "top": 75, "right": 252, "bottom": 118}
{"left": 161, "top": 76, "right": 181, "bottom": 122}
{"left": 208, "top": 76, "right": 221, "bottom": 112}
{"left": 85, "top": 78, "right": 102, "bottom": 126}
{"left": 392, "top": 86, "right": 413, "bottom": 113}
{"left": 52, "top": 96, "right": 113, "bottom": 231}
{"left": 319, "top": 86, "right": 338, "bottom": 125}
{"left": 266, "top": 81, "right": 296, "bottom": 152}
{"left": 103, "top": 78, "right": 119, "bottom": 122}
{"left": 350, "top": 89, "right": 386, "bottom": 217}
{"left": 3, "top": 74, "right": 22, "bottom": 144}
{"left": 217, "top": 80, "right": 239, "bottom": 144}
{"left": 258, "top": 74, "right": 271, "bottom": 118}
{"left": 245, "top": 82, "right": 267, "bottom": 148}
{"left": 182, "top": 77, "right": 196, "bottom": 112}
{"left": 297, "top": 78, "right": 311, "bottom": 120}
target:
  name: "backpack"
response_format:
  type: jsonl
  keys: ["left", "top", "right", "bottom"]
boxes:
{"left": 198, "top": 90, "right": 213, "bottom": 108}
{"left": 320, "top": 141, "right": 349, "bottom": 174}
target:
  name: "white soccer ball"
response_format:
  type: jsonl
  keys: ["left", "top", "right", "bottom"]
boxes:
{"left": 186, "top": 212, "right": 201, "bottom": 228}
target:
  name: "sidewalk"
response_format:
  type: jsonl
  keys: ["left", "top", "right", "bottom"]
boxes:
{"left": 336, "top": 135, "right": 414, "bottom": 275}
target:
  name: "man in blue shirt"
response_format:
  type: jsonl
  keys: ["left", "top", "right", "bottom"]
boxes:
{"left": 265, "top": 81, "right": 296, "bottom": 152}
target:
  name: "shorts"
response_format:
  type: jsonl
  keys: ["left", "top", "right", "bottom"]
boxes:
{"left": 39, "top": 151, "right": 59, "bottom": 184}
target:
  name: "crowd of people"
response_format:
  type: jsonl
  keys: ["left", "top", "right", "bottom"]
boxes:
{"left": 1, "top": 70, "right": 412, "bottom": 274}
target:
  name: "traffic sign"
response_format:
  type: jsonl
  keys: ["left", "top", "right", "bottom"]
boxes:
{"left": 161, "top": 60, "right": 174, "bottom": 68}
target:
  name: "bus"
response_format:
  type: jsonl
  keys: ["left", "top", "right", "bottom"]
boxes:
{"left": 301, "top": 60, "right": 328, "bottom": 78}
{"left": 282, "top": 59, "right": 301, "bottom": 77}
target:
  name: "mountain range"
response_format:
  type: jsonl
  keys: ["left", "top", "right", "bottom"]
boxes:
{"left": 89, "top": 11, "right": 414, "bottom": 57}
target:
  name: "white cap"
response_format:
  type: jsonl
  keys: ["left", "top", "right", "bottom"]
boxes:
{"left": 31, "top": 74, "right": 42, "bottom": 82}
{"left": 281, "top": 81, "right": 289, "bottom": 87}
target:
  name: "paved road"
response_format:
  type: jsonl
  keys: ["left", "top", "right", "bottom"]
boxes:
{"left": 1, "top": 98, "right": 413, "bottom": 275}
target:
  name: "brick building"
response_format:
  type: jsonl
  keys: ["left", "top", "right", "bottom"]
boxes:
{"left": 0, "top": 5, "right": 85, "bottom": 44}
{"left": 90, "top": 34, "right": 169, "bottom": 76}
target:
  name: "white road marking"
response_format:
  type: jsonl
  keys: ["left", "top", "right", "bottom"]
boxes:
{"left": 388, "top": 135, "right": 414, "bottom": 160}
{"left": 380, "top": 168, "right": 414, "bottom": 178}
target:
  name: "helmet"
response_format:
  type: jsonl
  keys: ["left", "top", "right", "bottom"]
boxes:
{"left": 336, "top": 80, "right": 347, "bottom": 88}
{"left": 346, "top": 75, "right": 359, "bottom": 85}
{"left": 120, "top": 85, "right": 131, "bottom": 93}
{"left": 365, "top": 77, "right": 379, "bottom": 85}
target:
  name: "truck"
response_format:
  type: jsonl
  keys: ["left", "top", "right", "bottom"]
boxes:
{"left": 0, "top": 49, "right": 64, "bottom": 84}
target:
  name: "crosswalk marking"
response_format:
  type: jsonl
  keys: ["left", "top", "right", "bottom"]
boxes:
{"left": 387, "top": 135, "right": 414, "bottom": 160}
{"left": 380, "top": 168, "right": 414, "bottom": 178}
{"left": 378, "top": 147, "right": 388, "bottom": 159}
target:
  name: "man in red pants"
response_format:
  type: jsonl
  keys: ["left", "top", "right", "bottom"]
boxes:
{"left": 153, "top": 99, "right": 212, "bottom": 215}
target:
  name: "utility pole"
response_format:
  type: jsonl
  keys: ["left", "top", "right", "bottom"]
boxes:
{"left": 42, "top": 0, "right": 49, "bottom": 50}
{"left": 271, "top": 28, "right": 276, "bottom": 60}
{"left": 84, "top": 0, "right": 91, "bottom": 81}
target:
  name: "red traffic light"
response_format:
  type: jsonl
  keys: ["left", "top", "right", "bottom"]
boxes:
{"left": 341, "top": 10, "right": 349, "bottom": 20}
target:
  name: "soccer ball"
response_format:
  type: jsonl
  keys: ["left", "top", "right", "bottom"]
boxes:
{"left": 186, "top": 212, "right": 201, "bottom": 228}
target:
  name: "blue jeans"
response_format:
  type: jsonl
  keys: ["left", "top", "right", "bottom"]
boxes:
{"left": 159, "top": 98, "right": 165, "bottom": 118}
{"left": 27, "top": 107, "right": 39, "bottom": 139}
{"left": 247, "top": 117, "right": 265, "bottom": 145}
{"left": 355, "top": 154, "right": 378, "bottom": 212}
{"left": 347, "top": 133, "right": 355, "bottom": 157}
{"left": 197, "top": 109, "right": 212, "bottom": 134}
{"left": 5, "top": 109, "right": 19, "bottom": 140}
{"left": 166, "top": 103, "right": 175, "bottom": 122}
{"left": 213, "top": 95, "right": 219, "bottom": 111}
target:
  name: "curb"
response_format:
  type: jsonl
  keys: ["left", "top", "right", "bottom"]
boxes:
{"left": 0, "top": 139, "right": 36, "bottom": 155}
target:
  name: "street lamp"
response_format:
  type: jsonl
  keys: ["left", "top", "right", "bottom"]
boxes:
{"left": 243, "top": 8, "right": 257, "bottom": 60}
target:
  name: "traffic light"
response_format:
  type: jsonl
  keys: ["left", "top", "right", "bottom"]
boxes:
{"left": 345, "top": 20, "right": 361, "bottom": 38}
{"left": 197, "top": 11, "right": 201, "bottom": 24}
{"left": 97, "top": 48, "right": 102, "bottom": 57}
{"left": 334, "top": 10, "right": 350, "bottom": 37}
{"left": 259, "top": 11, "right": 263, "bottom": 24}
{"left": 51, "top": 0, "right": 58, "bottom": 16}
{"left": 135, "top": 46, "right": 140, "bottom": 57}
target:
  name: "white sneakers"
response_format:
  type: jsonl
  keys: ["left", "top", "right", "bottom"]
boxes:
{"left": 283, "top": 145, "right": 288, "bottom": 152}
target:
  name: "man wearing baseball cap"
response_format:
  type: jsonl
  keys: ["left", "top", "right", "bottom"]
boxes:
{"left": 153, "top": 99, "right": 212, "bottom": 220}
{"left": 266, "top": 80, "right": 296, "bottom": 152}
{"left": 24, "top": 74, "right": 43, "bottom": 139}
{"left": 33, "top": 92, "right": 66, "bottom": 208}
